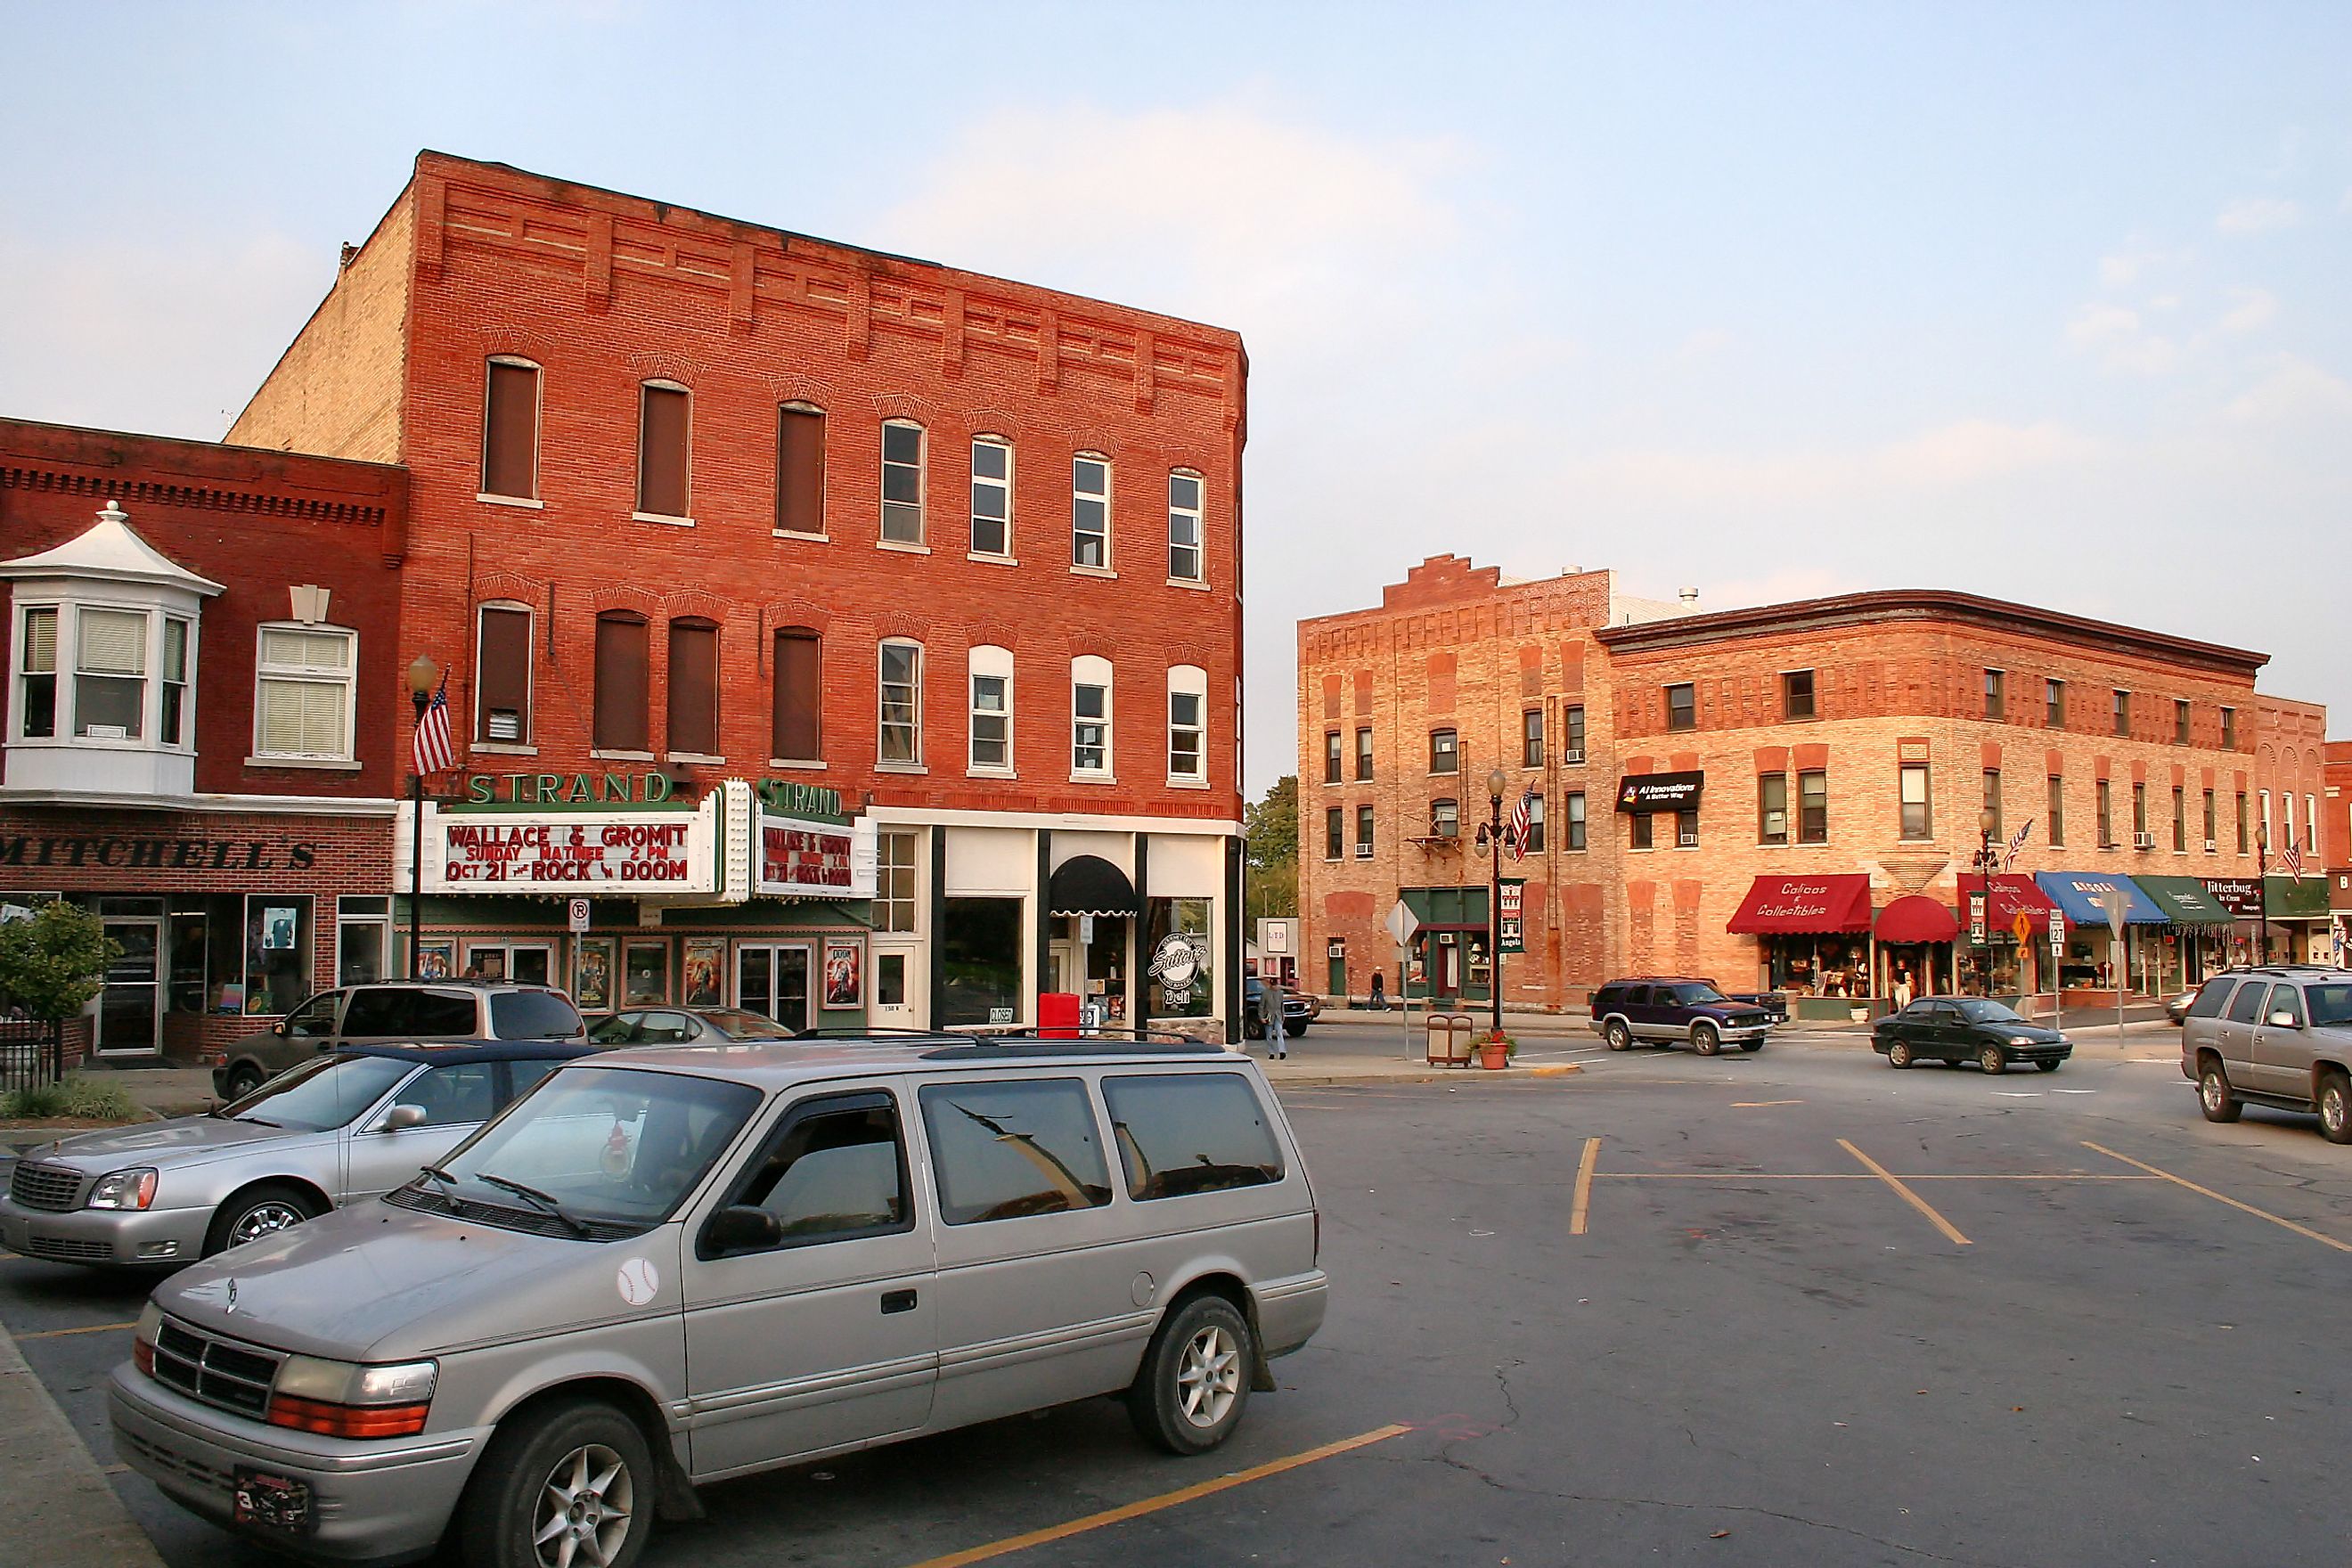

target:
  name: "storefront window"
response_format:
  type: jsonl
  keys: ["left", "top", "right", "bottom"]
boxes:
{"left": 242, "top": 894, "right": 312, "bottom": 1017}
{"left": 337, "top": 895, "right": 388, "bottom": 986}
{"left": 941, "top": 896, "right": 1024, "bottom": 1025}
{"left": 167, "top": 907, "right": 208, "bottom": 1013}
{"left": 1144, "top": 896, "right": 1212, "bottom": 1017}
{"left": 624, "top": 940, "right": 670, "bottom": 1006}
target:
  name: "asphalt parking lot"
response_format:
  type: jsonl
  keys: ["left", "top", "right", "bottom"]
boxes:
{"left": 8, "top": 1033, "right": 2351, "bottom": 1567}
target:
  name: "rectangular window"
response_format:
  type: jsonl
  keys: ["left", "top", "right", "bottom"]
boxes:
{"left": 18, "top": 606, "right": 55, "bottom": 739}
{"left": 337, "top": 896, "right": 388, "bottom": 987}
{"left": 75, "top": 607, "right": 146, "bottom": 739}
{"left": 475, "top": 605, "right": 532, "bottom": 744}
{"left": 772, "top": 628, "right": 821, "bottom": 762}
{"left": 1143, "top": 897, "right": 1213, "bottom": 1017}
{"left": 1759, "top": 772, "right": 1789, "bottom": 845}
{"left": 2220, "top": 706, "right": 2237, "bottom": 748}
{"left": 2202, "top": 788, "right": 2216, "bottom": 848}
{"left": 1798, "top": 770, "right": 1828, "bottom": 844}
{"left": 1429, "top": 728, "right": 1458, "bottom": 773}
{"left": 254, "top": 625, "right": 355, "bottom": 760}
{"left": 2170, "top": 699, "right": 2190, "bottom": 745}
{"left": 2235, "top": 791, "right": 2249, "bottom": 853}
{"left": 1523, "top": 794, "right": 1546, "bottom": 852}
{"left": 935, "top": 901, "right": 1027, "bottom": 1028}
{"left": 1073, "top": 455, "right": 1110, "bottom": 568}
{"left": 637, "top": 383, "right": 690, "bottom": 519}
{"left": 1665, "top": 682, "right": 1695, "bottom": 731}
{"left": 1675, "top": 808, "right": 1699, "bottom": 848}
{"left": 1356, "top": 804, "right": 1374, "bottom": 852}
{"left": 1102, "top": 1074, "right": 1280, "bottom": 1201}
{"left": 878, "top": 641, "right": 922, "bottom": 765}
{"left": 1983, "top": 769, "right": 2003, "bottom": 842}
{"left": 1354, "top": 726, "right": 1373, "bottom": 780}
{"left": 2047, "top": 775, "right": 2065, "bottom": 846}
{"left": 665, "top": 618, "right": 718, "bottom": 755}
{"left": 1168, "top": 471, "right": 1204, "bottom": 582}
{"left": 1169, "top": 689, "right": 1205, "bottom": 780}
{"left": 1325, "top": 808, "right": 1343, "bottom": 860}
{"left": 483, "top": 359, "right": 539, "bottom": 500}
{"left": 159, "top": 617, "right": 188, "bottom": 747}
{"left": 775, "top": 404, "right": 825, "bottom": 535}
{"left": 970, "top": 437, "right": 1011, "bottom": 557}
{"left": 2112, "top": 689, "right": 2131, "bottom": 737}
{"left": 969, "top": 672, "right": 1009, "bottom": 771}
{"left": 1324, "top": 731, "right": 1342, "bottom": 784}
{"left": 1430, "top": 799, "right": 1459, "bottom": 838}
{"left": 877, "top": 829, "right": 919, "bottom": 933}
{"left": 1983, "top": 669, "right": 2005, "bottom": 721}
{"left": 592, "top": 612, "right": 649, "bottom": 753}
{"left": 2172, "top": 786, "right": 2186, "bottom": 851}
{"left": 1073, "top": 679, "right": 1110, "bottom": 774}
{"left": 2132, "top": 781, "right": 2147, "bottom": 838}
{"left": 1630, "top": 811, "right": 1654, "bottom": 850}
{"left": 1899, "top": 763, "right": 1931, "bottom": 840}
{"left": 1523, "top": 707, "right": 1544, "bottom": 768}
{"left": 1565, "top": 790, "right": 1588, "bottom": 851}
{"left": 242, "top": 894, "right": 313, "bottom": 1017}
{"left": 2046, "top": 678, "right": 2066, "bottom": 729}
{"left": 1564, "top": 705, "right": 1586, "bottom": 763}
{"left": 881, "top": 421, "right": 926, "bottom": 543}
{"left": 2096, "top": 780, "right": 2114, "bottom": 846}
{"left": 1783, "top": 670, "right": 1815, "bottom": 721}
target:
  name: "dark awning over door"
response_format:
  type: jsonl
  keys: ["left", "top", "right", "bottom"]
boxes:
{"left": 1048, "top": 854, "right": 1139, "bottom": 917}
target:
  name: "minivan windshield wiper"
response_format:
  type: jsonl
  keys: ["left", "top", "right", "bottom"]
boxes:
{"left": 475, "top": 1172, "right": 592, "bottom": 1237}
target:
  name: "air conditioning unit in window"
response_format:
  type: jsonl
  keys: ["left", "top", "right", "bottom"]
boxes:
{"left": 1354, "top": 843, "right": 1374, "bottom": 859}
{"left": 2203, "top": 839, "right": 2217, "bottom": 852}
{"left": 2132, "top": 831, "right": 2156, "bottom": 850}
{"left": 1563, "top": 749, "right": 1586, "bottom": 765}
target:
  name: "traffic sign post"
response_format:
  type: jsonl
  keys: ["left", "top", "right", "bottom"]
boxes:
{"left": 1385, "top": 900, "right": 1421, "bottom": 1059}
{"left": 568, "top": 897, "right": 590, "bottom": 1005}
{"left": 2049, "top": 910, "right": 2068, "bottom": 1038}
{"left": 2095, "top": 886, "right": 2130, "bottom": 1041}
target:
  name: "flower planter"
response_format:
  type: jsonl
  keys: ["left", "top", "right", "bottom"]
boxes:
{"left": 1478, "top": 1041, "right": 1510, "bottom": 1070}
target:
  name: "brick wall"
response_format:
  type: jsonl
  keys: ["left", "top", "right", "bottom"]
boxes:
{"left": 228, "top": 192, "right": 415, "bottom": 462}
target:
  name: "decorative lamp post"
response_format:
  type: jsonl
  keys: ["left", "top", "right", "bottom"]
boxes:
{"left": 1472, "top": 765, "right": 1509, "bottom": 1039}
{"left": 2256, "top": 827, "right": 2272, "bottom": 965}
{"left": 405, "top": 654, "right": 440, "bottom": 979}
{"left": 1970, "top": 810, "right": 2000, "bottom": 996}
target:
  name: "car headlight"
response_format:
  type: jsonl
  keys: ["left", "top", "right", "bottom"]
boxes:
{"left": 2008, "top": 1036, "right": 2040, "bottom": 1047}
{"left": 132, "top": 1300, "right": 162, "bottom": 1377}
{"left": 86, "top": 1168, "right": 158, "bottom": 1211}
{"left": 269, "top": 1354, "right": 439, "bottom": 1439}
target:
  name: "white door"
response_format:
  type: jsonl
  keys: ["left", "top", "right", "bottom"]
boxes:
{"left": 870, "top": 944, "right": 919, "bottom": 1028}
{"left": 97, "top": 919, "right": 163, "bottom": 1056}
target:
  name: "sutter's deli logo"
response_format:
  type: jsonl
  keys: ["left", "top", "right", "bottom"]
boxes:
{"left": 442, "top": 821, "right": 691, "bottom": 885}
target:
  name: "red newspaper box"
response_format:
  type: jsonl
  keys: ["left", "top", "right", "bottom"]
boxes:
{"left": 1038, "top": 992, "right": 1081, "bottom": 1039}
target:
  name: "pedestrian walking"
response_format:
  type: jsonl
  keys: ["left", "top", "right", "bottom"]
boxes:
{"left": 1368, "top": 970, "right": 1387, "bottom": 1011}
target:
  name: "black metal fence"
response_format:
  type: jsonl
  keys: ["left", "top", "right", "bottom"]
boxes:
{"left": 0, "top": 1018, "right": 63, "bottom": 1098}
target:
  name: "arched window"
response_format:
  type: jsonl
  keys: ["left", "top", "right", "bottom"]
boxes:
{"left": 474, "top": 601, "right": 533, "bottom": 744}
{"left": 776, "top": 403, "right": 826, "bottom": 537}
{"left": 881, "top": 420, "right": 926, "bottom": 544}
{"left": 637, "top": 380, "right": 691, "bottom": 519}
{"left": 1072, "top": 453, "right": 1111, "bottom": 569}
{"left": 772, "top": 626, "right": 821, "bottom": 762}
{"left": 968, "top": 644, "right": 1014, "bottom": 774}
{"left": 879, "top": 639, "right": 923, "bottom": 765}
{"left": 1167, "top": 664, "right": 1207, "bottom": 782}
{"left": 593, "top": 610, "right": 649, "bottom": 752}
{"left": 666, "top": 617, "right": 719, "bottom": 757}
{"left": 482, "top": 357, "right": 541, "bottom": 501}
{"left": 1167, "top": 470, "right": 1204, "bottom": 583}
{"left": 971, "top": 437, "right": 1012, "bottom": 558}
{"left": 1072, "top": 654, "right": 1113, "bottom": 777}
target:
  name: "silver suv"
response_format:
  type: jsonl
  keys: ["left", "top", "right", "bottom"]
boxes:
{"left": 2180, "top": 965, "right": 2352, "bottom": 1140}
{"left": 206, "top": 982, "right": 588, "bottom": 1099}
{"left": 110, "top": 1033, "right": 1327, "bottom": 1566}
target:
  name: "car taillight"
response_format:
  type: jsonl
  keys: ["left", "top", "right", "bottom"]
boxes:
{"left": 265, "top": 1394, "right": 431, "bottom": 1439}
{"left": 1312, "top": 1208, "right": 1321, "bottom": 1266}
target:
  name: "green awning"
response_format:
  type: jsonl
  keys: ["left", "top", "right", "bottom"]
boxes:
{"left": 2132, "top": 875, "right": 2236, "bottom": 927}
{"left": 2265, "top": 876, "right": 2332, "bottom": 919}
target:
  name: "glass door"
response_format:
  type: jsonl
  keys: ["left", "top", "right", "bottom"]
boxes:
{"left": 98, "top": 918, "right": 162, "bottom": 1056}
{"left": 736, "top": 944, "right": 813, "bottom": 1033}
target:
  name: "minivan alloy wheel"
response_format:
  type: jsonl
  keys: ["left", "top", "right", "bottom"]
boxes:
{"left": 533, "top": 1443, "right": 633, "bottom": 1568}
{"left": 1178, "top": 1323, "right": 1243, "bottom": 1428}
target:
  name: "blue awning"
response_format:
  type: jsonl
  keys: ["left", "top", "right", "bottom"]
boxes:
{"left": 2032, "top": 871, "right": 2168, "bottom": 927}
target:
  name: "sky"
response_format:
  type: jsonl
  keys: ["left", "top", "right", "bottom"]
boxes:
{"left": 4, "top": 2, "right": 2348, "bottom": 798}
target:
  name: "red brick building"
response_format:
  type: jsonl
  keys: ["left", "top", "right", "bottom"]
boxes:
{"left": 228, "top": 153, "right": 1248, "bottom": 1036}
{"left": 1300, "top": 556, "right": 2330, "bottom": 1017}
{"left": 0, "top": 417, "right": 408, "bottom": 1062}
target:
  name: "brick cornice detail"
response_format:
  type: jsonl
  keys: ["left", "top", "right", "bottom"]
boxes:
{"left": 765, "top": 374, "right": 836, "bottom": 409}
{"left": 589, "top": 587, "right": 658, "bottom": 617}
{"left": 871, "top": 393, "right": 935, "bottom": 425}
{"left": 663, "top": 590, "right": 728, "bottom": 622}
{"left": 473, "top": 572, "right": 541, "bottom": 605}
{"left": 625, "top": 351, "right": 701, "bottom": 388}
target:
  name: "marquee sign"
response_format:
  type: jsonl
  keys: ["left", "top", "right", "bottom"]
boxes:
{"left": 1615, "top": 772, "right": 1704, "bottom": 814}
{"left": 411, "top": 792, "right": 724, "bottom": 895}
{"left": 754, "top": 812, "right": 878, "bottom": 899}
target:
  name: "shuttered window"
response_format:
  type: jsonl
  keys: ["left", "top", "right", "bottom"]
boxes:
{"left": 18, "top": 606, "right": 55, "bottom": 739}
{"left": 593, "top": 612, "right": 649, "bottom": 752}
{"left": 254, "top": 625, "right": 355, "bottom": 760}
{"left": 75, "top": 607, "right": 149, "bottom": 739}
{"left": 776, "top": 405, "right": 825, "bottom": 535}
{"left": 772, "top": 629, "right": 821, "bottom": 761}
{"left": 475, "top": 605, "right": 532, "bottom": 743}
{"left": 637, "top": 383, "right": 690, "bottom": 519}
{"left": 482, "top": 360, "right": 540, "bottom": 499}
{"left": 667, "top": 617, "right": 719, "bottom": 756}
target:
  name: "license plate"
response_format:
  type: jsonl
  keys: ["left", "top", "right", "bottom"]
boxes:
{"left": 233, "top": 1467, "right": 314, "bottom": 1535}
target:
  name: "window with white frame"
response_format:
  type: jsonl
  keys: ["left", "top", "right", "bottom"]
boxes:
{"left": 881, "top": 421, "right": 925, "bottom": 544}
{"left": 76, "top": 607, "right": 150, "bottom": 738}
{"left": 971, "top": 437, "right": 1012, "bottom": 558}
{"left": 1168, "top": 665, "right": 1207, "bottom": 781}
{"left": 253, "top": 625, "right": 356, "bottom": 761}
{"left": 1073, "top": 454, "right": 1111, "bottom": 569}
{"left": 16, "top": 606, "right": 56, "bottom": 739}
{"left": 878, "top": 640, "right": 922, "bottom": 765}
{"left": 968, "top": 644, "right": 1013, "bottom": 774}
{"left": 1072, "top": 654, "right": 1112, "bottom": 776}
{"left": 1168, "top": 470, "right": 1204, "bottom": 583}
{"left": 13, "top": 602, "right": 200, "bottom": 748}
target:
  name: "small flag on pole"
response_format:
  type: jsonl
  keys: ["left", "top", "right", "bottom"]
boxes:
{"left": 1507, "top": 788, "right": 1534, "bottom": 862}
{"left": 2003, "top": 818, "right": 2033, "bottom": 871}
{"left": 412, "top": 674, "right": 456, "bottom": 777}
{"left": 2283, "top": 833, "right": 2304, "bottom": 882}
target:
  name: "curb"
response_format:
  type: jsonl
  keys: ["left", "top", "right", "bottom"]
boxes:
{"left": 0, "top": 1317, "right": 166, "bottom": 1568}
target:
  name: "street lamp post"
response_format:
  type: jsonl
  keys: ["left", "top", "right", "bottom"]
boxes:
{"left": 1473, "top": 766, "right": 1508, "bottom": 1039}
{"left": 405, "top": 654, "right": 439, "bottom": 980}
{"left": 2256, "top": 828, "right": 2272, "bottom": 965}
{"left": 1970, "top": 811, "right": 2000, "bottom": 996}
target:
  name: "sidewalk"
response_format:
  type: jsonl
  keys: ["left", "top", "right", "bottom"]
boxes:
{"left": 0, "top": 1323, "right": 166, "bottom": 1568}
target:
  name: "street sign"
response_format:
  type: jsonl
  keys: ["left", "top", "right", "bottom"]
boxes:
{"left": 2011, "top": 911, "right": 2032, "bottom": 947}
{"left": 2050, "top": 909, "right": 2067, "bottom": 955}
{"left": 1967, "top": 891, "right": 1988, "bottom": 944}
{"left": 1384, "top": 899, "right": 1421, "bottom": 947}
{"left": 568, "top": 896, "right": 591, "bottom": 934}
{"left": 2095, "top": 886, "right": 2129, "bottom": 939}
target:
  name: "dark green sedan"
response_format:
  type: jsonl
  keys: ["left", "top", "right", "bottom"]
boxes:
{"left": 1871, "top": 997, "right": 2072, "bottom": 1074}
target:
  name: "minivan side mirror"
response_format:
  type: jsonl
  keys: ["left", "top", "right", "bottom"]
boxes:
{"left": 703, "top": 1205, "right": 784, "bottom": 1254}
{"left": 2267, "top": 1010, "right": 2301, "bottom": 1029}
{"left": 380, "top": 1103, "right": 429, "bottom": 1131}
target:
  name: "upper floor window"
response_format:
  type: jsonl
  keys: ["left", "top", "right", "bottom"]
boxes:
{"left": 1899, "top": 763, "right": 1931, "bottom": 840}
{"left": 1355, "top": 726, "right": 1374, "bottom": 780}
{"left": 1759, "top": 772, "right": 1788, "bottom": 845}
{"left": 1523, "top": 793, "right": 1546, "bottom": 852}
{"left": 636, "top": 381, "right": 690, "bottom": 520}
{"left": 2046, "top": 678, "right": 2066, "bottom": 729}
{"left": 1167, "top": 470, "right": 1204, "bottom": 583}
{"left": 1564, "top": 704, "right": 1587, "bottom": 762}
{"left": 2047, "top": 774, "right": 2066, "bottom": 846}
{"left": 77, "top": 608, "right": 152, "bottom": 740}
{"left": 968, "top": 644, "right": 1013, "bottom": 775}
{"left": 2173, "top": 698, "right": 2191, "bottom": 745}
{"left": 1798, "top": 770, "right": 1828, "bottom": 844}
{"left": 474, "top": 603, "right": 532, "bottom": 744}
{"left": 775, "top": 404, "right": 826, "bottom": 537}
{"left": 254, "top": 625, "right": 356, "bottom": 762}
{"left": 970, "top": 437, "right": 1012, "bottom": 558}
{"left": 2096, "top": 780, "right": 2115, "bottom": 846}
{"left": 1783, "top": 670, "right": 1815, "bottom": 721}
{"left": 1665, "top": 682, "right": 1696, "bottom": 731}
{"left": 1430, "top": 798, "right": 1460, "bottom": 838}
{"left": 17, "top": 606, "right": 56, "bottom": 739}
{"left": 1168, "top": 666, "right": 1207, "bottom": 782}
{"left": 666, "top": 617, "right": 719, "bottom": 757}
{"left": 1564, "top": 790, "right": 1588, "bottom": 850}
{"left": 772, "top": 627, "right": 821, "bottom": 763}
{"left": 1983, "top": 769, "right": 2003, "bottom": 842}
{"left": 2111, "top": 688, "right": 2131, "bottom": 737}
{"left": 1983, "top": 669, "right": 2005, "bottom": 722}
{"left": 1072, "top": 655, "right": 1112, "bottom": 777}
{"left": 878, "top": 640, "right": 922, "bottom": 766}
{"left": 1429, "top": 728, "right": 1458, "bottom": 774}
{"left": 481, "top": 358, "right": 540, "bottom": 501}
{"left": 593, "top": 611, "right": 649, "bottom": 753}
{"left": 2219, "top": 706, "right": 2237, "bottom": 748}
{"left": 1325, "top": 807, "right": 1344, "bottom": 860}
{"left": 880, "top": 421, "right": 925, "bottom": 544}
{"left": 1522, "top": 708, "right": 1544, "bottom": 768}
{"left": 1073, "top": 455, "right": 1111, "bottom": 569}
{"left": 1323, "top": 731, "right": 1342, "bottom": 784}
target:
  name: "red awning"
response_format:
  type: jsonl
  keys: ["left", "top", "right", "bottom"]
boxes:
{"left": 1956, "top": 873, "right": 2057, "bottom": 933}
{"left": 1874, "top": 894, "right": 1959, "bottom": 943}
{"left": 1727, "top": 874, "right": 1873, "bottom": 935}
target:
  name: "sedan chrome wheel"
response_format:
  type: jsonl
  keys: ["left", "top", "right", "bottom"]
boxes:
{"left": 229, "top": 1200, "right": 308, "bottom": 1245}
{"left": 532, "top": 1443, "right": 633, "bottom": 1568}
{"left": 1177, "top": 1323, "right": 1243, "bottom": 1429}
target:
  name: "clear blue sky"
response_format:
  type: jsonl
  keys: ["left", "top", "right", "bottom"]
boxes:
{"left": 5, "top": 2, "right": 2347, "bottom": 795}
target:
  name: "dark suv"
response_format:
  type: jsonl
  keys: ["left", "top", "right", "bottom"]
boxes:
{"left": 203, "top": 982, "right": 588, "bottom": 1099}
{"left": 1588, "top": 977, "right": 1775, "bottom": 1055}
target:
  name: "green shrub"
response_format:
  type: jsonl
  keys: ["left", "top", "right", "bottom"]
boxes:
{"left": 1, "top": 1074, "right": 139, "bottom": 1121}
{"left": 0, "top": 902, "right": 117, "bottom": 1020}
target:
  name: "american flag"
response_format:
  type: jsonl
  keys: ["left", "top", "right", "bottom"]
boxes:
{"left": 2283, "top": 832, "right": 2304, "bottom": 881}
{"left": 412, "top": 673, "right": 456, "bottom": 777}
{"left": 1507, "top": 788, "right": 1534, "bottom": 862}
{"left": 2003, "top": 818, "right": 2033, "bottom": 870}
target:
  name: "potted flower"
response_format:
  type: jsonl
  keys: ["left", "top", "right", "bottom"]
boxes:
{"left": 1478, "top": 1032, "right": 1515, "bottom": 1071}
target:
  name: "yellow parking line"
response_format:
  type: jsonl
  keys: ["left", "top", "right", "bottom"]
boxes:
{"left": 1570, "top": 1137, "right": 1600, "bottom": 1235}
{"left": 1730, "top": 1099, "right": 1804, "bottom": 1108}
{"left": 1839, "top": 1139, "right": 1972, "bottom": 1246}
{"left": 2083, "top": 1141, "right": 2352, "bottom": 1254}
{"left": 1600, "top": 1172, "right": 1878, "bottom": 1180}
{"left": 18, "top": 1319, "right": 137, "bottom": 1340}
{"left": 899, "top": 1424, "right": 1412, "bottom": 1568}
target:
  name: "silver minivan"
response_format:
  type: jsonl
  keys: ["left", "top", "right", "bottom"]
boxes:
{"left": 110, "top": 1035, "right": 1327, "bottom": 1566}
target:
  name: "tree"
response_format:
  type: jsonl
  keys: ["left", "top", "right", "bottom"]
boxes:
{"left": 1243, "top": 775, "right": 1299, "bottom": 924}
{"left": 0, "top": 901, "right": 118, "bottom": 1020}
